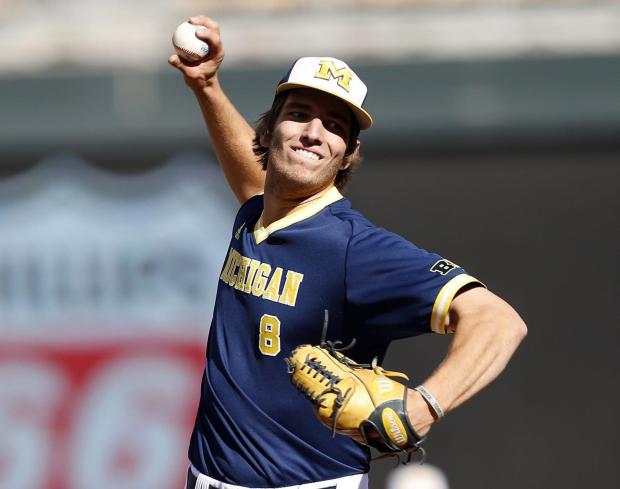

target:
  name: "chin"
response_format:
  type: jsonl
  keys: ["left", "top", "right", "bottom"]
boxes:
{"left": 275, "top": 171, "right": 328, "bottom": 196}
{"left": 267, "top": 158, "right": 338, "bottom": 195}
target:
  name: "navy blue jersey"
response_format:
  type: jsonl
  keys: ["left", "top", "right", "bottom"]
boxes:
{"left": 189, "top": 187, "right": 482, "bottom": 487}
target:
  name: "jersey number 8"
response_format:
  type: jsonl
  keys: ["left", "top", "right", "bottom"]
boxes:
{"left": 259, "top": 314, "right": 281, "bottom": 356}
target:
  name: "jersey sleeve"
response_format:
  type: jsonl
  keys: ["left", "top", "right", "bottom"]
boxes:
{"left": 230, "top": 193, "right": 263, "bottom": 237}
{"left": 345, "top": 226, "right": 484, "bottom": 338}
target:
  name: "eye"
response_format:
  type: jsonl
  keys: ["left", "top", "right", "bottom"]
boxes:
{"left": 325, "top": 120, "right": 347, "bottom": 137}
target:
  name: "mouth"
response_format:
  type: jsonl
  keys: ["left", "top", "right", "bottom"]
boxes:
{"left": 292, "top": 147, "right": 322, "bottom": 161}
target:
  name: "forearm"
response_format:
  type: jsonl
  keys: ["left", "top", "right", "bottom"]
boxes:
{"left": 407, "top": 288, "right": 527, "bottom": 435}
{"left": 424, "top": 307, "right": 524, "bottom": 410}
{"left": 192, "top": 77, "right": 264, "bottom": 202}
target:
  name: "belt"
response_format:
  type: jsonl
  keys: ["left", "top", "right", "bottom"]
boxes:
{"left": 185, "top": 465, "right": 366, "bottom": 489}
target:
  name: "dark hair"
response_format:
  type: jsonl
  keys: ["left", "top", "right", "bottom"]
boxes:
{"left": 252, "top": 90, "right": 362, "bottom": 191}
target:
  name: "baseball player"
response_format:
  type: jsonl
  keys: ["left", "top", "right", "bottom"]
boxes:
{"left": 169, "top": 15, "right": 527, "bottom": 489}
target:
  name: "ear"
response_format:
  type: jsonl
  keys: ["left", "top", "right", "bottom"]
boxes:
{"left": 340, "top": 139, "right": 360, "bottom": 170}
{"left": 259, "top": 130, "right": 271, "bottom": 148}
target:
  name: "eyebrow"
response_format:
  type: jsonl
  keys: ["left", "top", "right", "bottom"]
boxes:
{"left": 285, "top": 101, "right": 312, "bottom": 111}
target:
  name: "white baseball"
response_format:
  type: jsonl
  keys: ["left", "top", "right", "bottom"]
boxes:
{"left": 172, "top": 21, "right": 209, "bottom": 62}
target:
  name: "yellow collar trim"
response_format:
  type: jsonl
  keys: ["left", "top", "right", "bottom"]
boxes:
{"left": 254, "top": 187, "right": 343, "bottom": 244}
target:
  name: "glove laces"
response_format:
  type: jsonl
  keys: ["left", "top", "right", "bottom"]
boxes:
{"left": 321, "top": 310, "right": 409, "bottom": 381}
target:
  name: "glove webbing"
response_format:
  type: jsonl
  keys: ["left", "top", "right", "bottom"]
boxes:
{"left": 296, "top": 353, "right": 351, "bottom": 437}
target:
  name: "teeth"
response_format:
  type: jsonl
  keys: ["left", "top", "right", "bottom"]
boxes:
{"left": 295, "top": 149, "right": 320, "bottom": 160}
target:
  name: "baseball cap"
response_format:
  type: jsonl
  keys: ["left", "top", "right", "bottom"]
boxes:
{"left": 276, "top": 57, "right": 373, "bottom": 130}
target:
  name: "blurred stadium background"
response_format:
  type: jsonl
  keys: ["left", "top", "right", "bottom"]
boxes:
{"left": 1, "top": 1, "right": 618, "bottom": 488}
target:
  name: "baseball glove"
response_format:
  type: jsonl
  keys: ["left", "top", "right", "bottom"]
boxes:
{"left": 286, "top": 342, "right": 425, "bottom": 459}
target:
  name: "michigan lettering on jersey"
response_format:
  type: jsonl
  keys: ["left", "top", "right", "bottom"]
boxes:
{"left": 219, "top": 248, "right": 304, "bottom": 307}
{"left": 314, "top": 59, "right": 353, "bottom": 92}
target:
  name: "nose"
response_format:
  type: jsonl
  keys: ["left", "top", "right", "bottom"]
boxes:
{"left": 301, "top": 118, "right": 324, "bottom": 146}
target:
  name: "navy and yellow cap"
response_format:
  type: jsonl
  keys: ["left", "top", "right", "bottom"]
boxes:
{"left": 276, "top": 57, "right": 373, "bottom": 130}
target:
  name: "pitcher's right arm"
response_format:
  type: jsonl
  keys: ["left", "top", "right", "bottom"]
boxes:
{"left": 169, "top": 16, "right": 265, "bottom": 203}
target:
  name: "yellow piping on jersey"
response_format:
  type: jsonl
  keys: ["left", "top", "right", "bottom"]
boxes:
{"left": 430, "top": 274, "right": 484, "bottom": 334}
{"left": 253, "top": 186, "right": 343, "bottom": 244}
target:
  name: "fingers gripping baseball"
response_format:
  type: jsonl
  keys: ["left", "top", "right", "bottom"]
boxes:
{"left": 168, "top": 16, "right": 225, "bottom": 89}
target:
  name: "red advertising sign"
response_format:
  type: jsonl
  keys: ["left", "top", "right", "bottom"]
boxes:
{"left": 0, "top": 338, "right": 205, "bottom": 489}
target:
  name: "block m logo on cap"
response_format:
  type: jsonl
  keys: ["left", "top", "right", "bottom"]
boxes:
{"left": 313, "top": 59, "right": 353, "bottom": 92}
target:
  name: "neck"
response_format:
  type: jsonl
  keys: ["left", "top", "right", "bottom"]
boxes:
{"left": 262, "top": 183, "right": 337, "bottom": 228}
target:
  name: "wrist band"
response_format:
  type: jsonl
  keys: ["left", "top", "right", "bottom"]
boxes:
{"left": 414, "top": 385, "right": 445, "bottom": 420}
